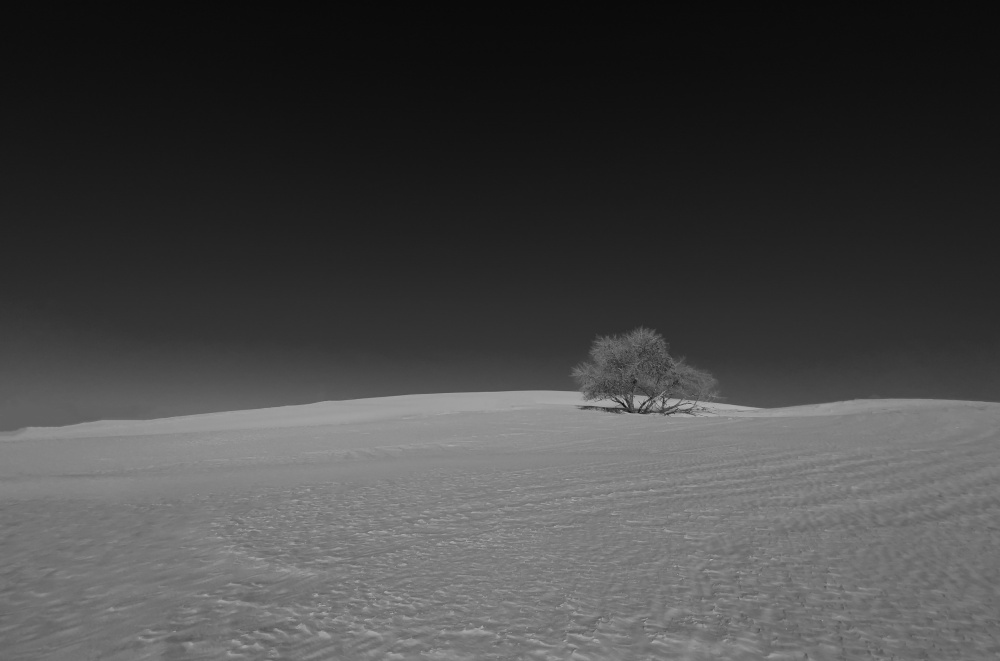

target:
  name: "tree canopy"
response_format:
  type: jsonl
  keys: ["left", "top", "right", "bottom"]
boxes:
{"left": 571, "top": 327, "right": 719, "bottom": 414}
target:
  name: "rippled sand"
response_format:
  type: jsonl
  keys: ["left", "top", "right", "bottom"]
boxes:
{"left": 2, "top": 394, "right": 999, "bottom": 659}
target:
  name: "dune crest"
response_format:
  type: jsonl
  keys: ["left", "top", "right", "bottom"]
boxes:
{"left": 732, "top": 397, "right": 998, "bottom": 417}
{"left": 8, "top": 391, "right": 757, "bottom": 439}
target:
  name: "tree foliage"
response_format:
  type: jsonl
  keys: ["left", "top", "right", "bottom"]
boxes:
{"left": 571, "top": 327, "right": 719, "bottom": 414}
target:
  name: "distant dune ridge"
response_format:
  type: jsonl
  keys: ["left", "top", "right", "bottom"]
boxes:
{"left": 3, "top": 392, "right": 1000, "bottom": 659}
{"left": 7, "top": 390, "right": 992, "bottom": 439}
{"left": 8, "top": 390, "right": 758, "bottom": 439}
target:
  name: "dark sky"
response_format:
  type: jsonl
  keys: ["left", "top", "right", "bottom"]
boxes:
{"left": 2, "top": 25, "right": 998, "bottom": 429}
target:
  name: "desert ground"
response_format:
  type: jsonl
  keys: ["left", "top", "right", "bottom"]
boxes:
{"left": 2, "top": 392, "right": 999, "bottom": 660}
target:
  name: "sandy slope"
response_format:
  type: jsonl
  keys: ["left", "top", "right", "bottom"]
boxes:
{"left": 2, "top": 393, "right": 999, "bottom": 660}
{"left": 5, "top": 391, "right": 755, "bottom": 440}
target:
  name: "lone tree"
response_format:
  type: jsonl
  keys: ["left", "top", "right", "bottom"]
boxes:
{"left": 571, "top": 327, "right": 719, "bottom": 414}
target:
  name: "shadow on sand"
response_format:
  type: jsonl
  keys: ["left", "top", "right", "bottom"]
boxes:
{"left": 576, "top": 405, "right": 629, "bottom": 414}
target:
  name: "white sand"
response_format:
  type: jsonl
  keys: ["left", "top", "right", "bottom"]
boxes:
{"left": 2, "top": 392, "right": 998, "bottom": 659}
{"left": 6, "top": 391, "right": 756, "bottom": 440}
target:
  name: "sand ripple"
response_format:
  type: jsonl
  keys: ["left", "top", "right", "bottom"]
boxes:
{"left": 2, "top": 401, "right": 999, "bottom": 659}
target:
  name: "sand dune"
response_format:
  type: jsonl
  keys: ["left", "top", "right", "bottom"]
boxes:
{"left": 2, "top": 393, "right": 999, "bottom": 659}
{"left": 6, "top": 391, "right": 755, "bottom": 439}
{"left": 729, "top": 397, "right": 997, "bottom": 418}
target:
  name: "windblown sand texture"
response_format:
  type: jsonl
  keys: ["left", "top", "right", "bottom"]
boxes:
{"left": 2, "top": 392, "right": 999, "bottom": 660}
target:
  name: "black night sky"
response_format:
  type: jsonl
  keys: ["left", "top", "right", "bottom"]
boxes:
{"left": 2, "top": 25, "right": 998, "bottom": 430}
